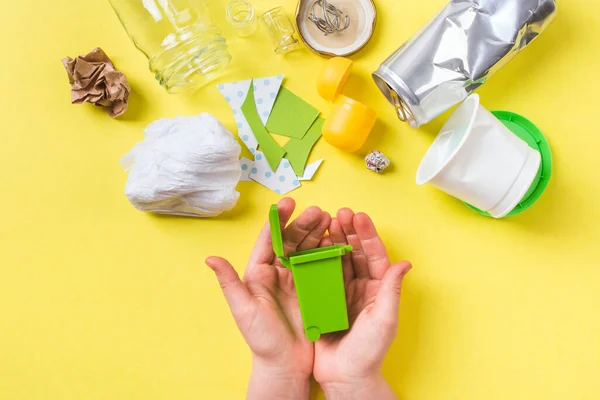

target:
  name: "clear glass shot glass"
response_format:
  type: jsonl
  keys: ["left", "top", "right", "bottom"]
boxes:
{"left": 259, "top": 7, "right": 300, "bottom": 55}
{"left": 226, "top": 0, "right": 258, "bottom": 37}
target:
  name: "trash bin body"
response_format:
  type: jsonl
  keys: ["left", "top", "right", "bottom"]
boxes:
{"left": 269, "top": 204, "right": 352, "bottom": 341}
{"left": 289, "top": 246, "right": 351, "bottom": 341}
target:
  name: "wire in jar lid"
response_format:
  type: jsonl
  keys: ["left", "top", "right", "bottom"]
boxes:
{"left": 308, "top": 0, "right": 350, "bottom": 36}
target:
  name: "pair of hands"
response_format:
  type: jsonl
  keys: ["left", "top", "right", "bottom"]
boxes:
{"left": 206, "top": 198, "right": 411, "bottom": 399}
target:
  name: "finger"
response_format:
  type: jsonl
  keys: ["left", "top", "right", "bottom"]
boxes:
{"left": 297, "top": 212, "right": 331, "bottom": 251}
{"left": 338, "top": 208, "right": 370, "bottom": 279}
{"left": 283, "top": 206, "right": 323, "bottom": 255}
{"left": 247, "top": 222, "right": 272, "bottom": 270}
{"left": 372, "top": 262, "right": 412, "bottom": 330}
{"left": 329, "top": 217, "right": 354, "bottom": 284}
{"left": 247, "top": 198, "right": 296, "bottom": 268}
{"left": 277, "top": 197, "right": 296, "bottom": 227}
{"left": 206, "top": 257, "right": 255, "bottom": 322}
{"left": 353, "top": 212, "right": 392, "bottom": 280}
{"left": 319, "top": 235, "right": 333, "bottom": 247}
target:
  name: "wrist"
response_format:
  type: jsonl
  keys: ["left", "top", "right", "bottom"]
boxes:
{"left": 320, "top": 373, "right": 396, "bottom": 400}
{"left": 247, "top": 359, "right": 312, "bottom": 400}
{"left": 252, "top": 357, "right": 312, "bottom": 382}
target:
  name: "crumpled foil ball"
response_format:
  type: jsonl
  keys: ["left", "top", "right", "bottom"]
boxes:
{"left": 121, "top": 113, "right": 242, "bottom": 217}
{"left": 365, "top": 150, "right": 391, "bottom": 173}
{"left": 62, "top": 47, "right": 130, "bottom": 118}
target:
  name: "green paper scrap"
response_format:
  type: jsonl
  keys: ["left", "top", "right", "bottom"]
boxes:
{"left": 241, "top": 84, "right": 285, "bottom": 171}
{"left": 283, "top": 118, "right": 324, "bottom": 176}
{"left": 266, "top": 87, "right": 320, "bottom": 140}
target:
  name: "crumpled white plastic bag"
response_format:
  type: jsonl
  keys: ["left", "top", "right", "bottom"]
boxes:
{"left": 121, "top": 113, "right": 242, "bottom": 217}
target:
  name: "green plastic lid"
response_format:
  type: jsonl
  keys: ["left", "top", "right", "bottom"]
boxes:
{"left": 269, "top": 204, "right": 286, "bottom": 259}
{"left": 465, "top": 111, "right": 553, "bottom": 218}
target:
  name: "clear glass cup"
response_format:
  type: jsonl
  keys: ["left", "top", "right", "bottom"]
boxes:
{"left": 108, "top": 0, "right": 232, "bottom": 93}
{"left": 226, "top": 0, "right": 257, "bottom": 37}
{"left": 259, "top": 7, "right": 300, "bottom": 55}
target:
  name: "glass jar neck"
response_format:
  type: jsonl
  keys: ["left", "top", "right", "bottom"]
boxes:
{"left": 149, "top": 26, "right": 231, "bottom": 93}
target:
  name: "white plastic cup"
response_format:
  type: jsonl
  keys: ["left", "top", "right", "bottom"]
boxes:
{"left": 416, "top": 94, "right": 541, "bottom": 218}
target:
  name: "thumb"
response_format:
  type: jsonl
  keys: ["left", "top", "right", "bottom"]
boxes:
{"left": 372, "top": 262, "right": 412, "bottom": 329}
{"left": 206, "top": 256, "right": 253, "bottom": 321}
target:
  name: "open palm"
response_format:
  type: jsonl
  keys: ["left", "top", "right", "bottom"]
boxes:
{"left": 207, "top": 198, "right": 331, "bottom": 380}
{"left": 314, "top": 208, "right": 412, "bottom": 386}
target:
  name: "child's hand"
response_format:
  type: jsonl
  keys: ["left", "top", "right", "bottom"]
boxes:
{"left": 314, "top": 208, "right": 411, "bottom": 400}
{"left": 206, "top": 198, "right": 330, "bottom": 400}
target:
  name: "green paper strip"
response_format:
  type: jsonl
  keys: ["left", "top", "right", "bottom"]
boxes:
{"left": 283, "top": 118, "right": 324, "bottom": 176}
{"left": 266, "top": 87, "right": 320, "bottom": 139}
{"left": 241, "top": 83, "right": 285, "bottom": 171}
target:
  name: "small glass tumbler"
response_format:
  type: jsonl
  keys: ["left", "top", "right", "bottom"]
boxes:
{"left": 226, "top": 0, "right": 257, "bottom": 37}
{"left": 259, "top": 7, "right": 300, "bottom": 55}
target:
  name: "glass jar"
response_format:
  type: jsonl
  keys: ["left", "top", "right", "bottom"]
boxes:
{"left": 109, "top": 0, "right": 232, "bottom": 93}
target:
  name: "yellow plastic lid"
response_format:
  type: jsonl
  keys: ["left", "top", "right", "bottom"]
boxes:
{"left": 322, "top": 95, "right": 376, "bottom": 153}
{"left": 317, "top": 57, "right": 353, "bottom": 102}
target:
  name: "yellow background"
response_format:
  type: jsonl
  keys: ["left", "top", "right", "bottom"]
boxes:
{"left": 1, "top": 0, "right": 599, "bottom": 398}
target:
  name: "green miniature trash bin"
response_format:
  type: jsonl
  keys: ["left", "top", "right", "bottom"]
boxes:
{"left": 269, "top": 204, "right": 352, "bottom": 342}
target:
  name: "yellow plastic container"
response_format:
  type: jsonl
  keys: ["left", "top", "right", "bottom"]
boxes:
{"left": 317, "top": 57, "right": 377, "bottom": 153}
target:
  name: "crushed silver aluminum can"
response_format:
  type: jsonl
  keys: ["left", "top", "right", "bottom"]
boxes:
{"left": 372, "top": 0, "right": 557, "bottom": 128}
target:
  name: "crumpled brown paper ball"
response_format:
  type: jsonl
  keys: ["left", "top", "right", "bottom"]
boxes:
{"left": 62, "top": 48, "right": 131, "bottom": 118}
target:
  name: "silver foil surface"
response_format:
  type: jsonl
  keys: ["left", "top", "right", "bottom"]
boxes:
{"left": 373, "top": 0, "right": 557, "bottom": 128}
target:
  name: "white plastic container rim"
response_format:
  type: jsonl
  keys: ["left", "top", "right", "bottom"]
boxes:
{"left": 416, "top": 94, "right": 542, "bottom": 218}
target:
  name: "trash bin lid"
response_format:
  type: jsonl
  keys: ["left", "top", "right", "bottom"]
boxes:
{"left": 269, "top": 204, "right": 286, "bottom": 260}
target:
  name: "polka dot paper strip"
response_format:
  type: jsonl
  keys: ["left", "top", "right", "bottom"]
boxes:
{"left": 249, "top": 152, "right": 301, "bottom": 195}
{"left": 217, "top": 79, "right": 258, "bottom": 154}
{"left": 298, "top": 159, "right": 324, "bottom": 181}
{"left": 239, "top": 157, "right": 254, "bottom": 181}
{"left": 217, "top": 79, "right": 252, "bottom": 109}
{"left": 253, "top": 75, "right": 284, "bottom": 126}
